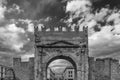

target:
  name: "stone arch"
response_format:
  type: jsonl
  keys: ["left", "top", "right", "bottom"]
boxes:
{"left": 46, "top": 55, "right": 77, "bottom": 69}
{"left": 44, "top": 54, "right": 78, "bottom": 80}
{"left": 44, "top": 52, "right": 78, "bottom": 66}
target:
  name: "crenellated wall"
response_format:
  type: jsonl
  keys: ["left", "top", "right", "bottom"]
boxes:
{"left": 89, "top": 57, "right": 120, "bottom": 80}
{"left": 111, "top": 59, "right": 120, "bottom": 80}
{"left": 13, "top": 56, "right": 120, "bottom": 80}
{"left": 13, "top": 57, "right": 34, "bottom": 80}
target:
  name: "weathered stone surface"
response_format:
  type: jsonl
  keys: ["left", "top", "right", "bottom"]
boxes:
{"left": 13, "top": 26, "right": 120, "bottom": 80}
{"left": 34, "top": 26, "right": 89, "bottom": 80}
{"left": 13, "top": 57, "right": 34, "bottom": 80}
{"left": 88, "top": 57, "right": 120, "bottom": 80}
{"left": 12, "top": 57, "right": 120, "bottom": 80}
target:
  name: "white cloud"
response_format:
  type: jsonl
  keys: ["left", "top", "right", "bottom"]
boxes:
{"left": 48, "top": 59, "right": 72, "bottom": 73}
{"left": 107, "top": 12, "right": 120, "bottom": 24}
{"left": 0, "top": 23, "right": 27, "bottom": 52}
{"left": 49, "top": 59, "right": 72, "bottom": 69}
{"left": 89, "top": 25, "right": 120, "bottom": 57}
{"left": 66, "top": 0, "right": 91, "bottom": 19}
{"left": 94, "top": 8, "right": 110, "bottom": 22}
{"left": 89, "top": 26, "right": 113, "bottom": 47}
{"left": 113, "top": 24, "right": 120, "bottom": 34}
{"left": 0, "top": 0, "right": 120, "bottom": 66}
{"left": 27, "top": 23, "right": 34, "bottom": 32}
{"left": 66, "top": 0, "right": 120, "bottom": 58}
{"left": 86, "top": 20, "right": 97, "bottom": 29}
{"left": 66, "top": 0, "right": 91, "bottom": 13}
{"left": 6, "top": 24, "right": 25, "bottom": 33}
{"left": 21, "top": 48, "right": 35, "bottom": 61}
{"left": 0, "top": 5, "right": 6, "bottom": 20}
{"left": 88, "top": 9, "right": 120, "bottom": 57}
{"left": 21, "top": 53, "right": 34, "bottom": 61}
{"left": 18, "top": 19, "right": 34, "bottom": 33}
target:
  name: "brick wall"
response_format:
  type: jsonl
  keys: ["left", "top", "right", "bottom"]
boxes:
{"left": 13, "top": 57, "right": 34, "bottom": 80}
{"left": 111, "top": 59, "right": 120, "bottom": 80}
{"left": 13, "top": 57, "right": 120, "bottom": 80}
{"left": 89, "top": 57, "right": 120, "bottom": 80}
{"left": 88, "top": 57, "right": 95, "bottom": 80}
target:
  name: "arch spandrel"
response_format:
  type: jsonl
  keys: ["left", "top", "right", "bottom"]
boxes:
{"left": 43, "top": 52, "right": 79, "bottom": 68}
{"left": 42, "top": 48, "right": 80, "bottom": 62}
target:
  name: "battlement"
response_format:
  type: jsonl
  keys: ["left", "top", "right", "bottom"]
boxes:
{"left": 34, "top": 26, "right": 88, "bottom": 44}
{"left": 13, "top": 57, "right": 34, "bottom": 67}
{"left": 34, "top": 25, "right": 88, "bottom": 32}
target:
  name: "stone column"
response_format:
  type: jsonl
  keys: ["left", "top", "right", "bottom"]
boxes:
{"left": 84, "top": 51, "right": 89, "bottom": 80}
{"left": 77, "top": 48, "right": 83, "bottom": 80}
{"left": 81, "top": 48, "right": 89, "bottom": 80}
{"left": 77, "top": 70, "right": 82, "bottom": 80}
{"left": 35, "top": 47, "right": 43, "bottom": 80}
{"left": 81, "top": 52, "right": 85, "bottom": 80}
{"left": 77, "top": 48, "right": 88, "bottom": 80}
{"left": 43, "top": 65, "right": 47, "bottom": 80}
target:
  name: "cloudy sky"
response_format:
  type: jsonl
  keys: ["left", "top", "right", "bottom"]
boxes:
{"left": 0, "top": 0, "right": 120, "bottom": 66}
{"left": 48, "top": 59, "right": 72, "bottom": 73}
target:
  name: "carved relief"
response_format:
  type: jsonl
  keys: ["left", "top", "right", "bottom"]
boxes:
{"left": 35, "top": 32, "right": 41, "bottom": 43}
{"left": 76, "top": 52, "right": 80, "bottom": 56}
{"left": 37, "top": 48, "right": 47, "bottom": 57}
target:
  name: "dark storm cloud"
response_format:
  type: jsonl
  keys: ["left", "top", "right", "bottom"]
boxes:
{"left": 91, "top": 0, "right": 120, "bottom": 10}
{"left": 15, "top": 21, "right": 28, "bottom": 30}
{"left": 1, "top": 0, "right": 119, "bottom": 64}
{"left": 6, "top": 0, "right": 67, "bottom": 20}
{"left": 39, "top": 18, "right": 67, "bottom": 28}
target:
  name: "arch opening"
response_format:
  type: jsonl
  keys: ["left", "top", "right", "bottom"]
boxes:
{"left": 46, "top": 55, "right": 77, "bottom": 80}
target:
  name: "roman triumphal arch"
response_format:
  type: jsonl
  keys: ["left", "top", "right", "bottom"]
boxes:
{"left": 34, "top": 26, "right": 89, "bottom": 80}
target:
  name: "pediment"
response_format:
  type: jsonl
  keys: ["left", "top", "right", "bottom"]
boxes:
{"left": 44, "top": 41, "right": 77, "bottom": 46}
